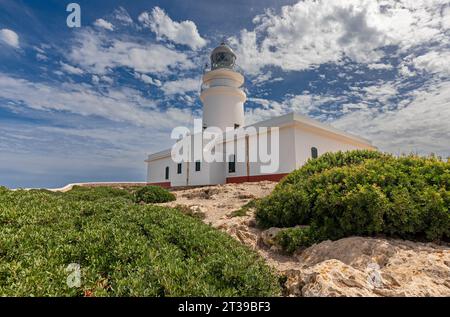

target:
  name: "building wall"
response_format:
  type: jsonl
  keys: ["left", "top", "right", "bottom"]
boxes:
{"left": 209, "top": 161, "right": 226, "bottom": 185}
{"left": 185, "top": 160, "right": 211, "bottom": 186}
{"left": 169, "top": 136, "right": 227, "bottom": 187}
{"left": 170, "top": 160, "right": 187, "bottom": 187}
{"left": 147, "top": 123, "right": 375, "bottom": 187}
{"left": 294, "top": 125, "right": 374, "bottom": 168}
{"left": 147, "top": 156, "right": 173, "bottom": 186}
{"left": 250, "top": 125, "right": 297, "bottom": 175}
{"left": 148, "top": 150, "right": 228, "bottom": 187}
{"left": 223, "top": 125, "right": 296, "bottom": 179}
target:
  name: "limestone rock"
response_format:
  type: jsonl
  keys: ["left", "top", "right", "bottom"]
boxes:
{"left": 189, "top": 205, "right": 208, "bottom": 214}
{"left": 217, "top": 222, "right": 258, "bottom": 248}
{"left": 260, "top": 227, "right": 282, "bottom": 247}
{"left": 285, "top": 237, "right": 450, "bottom": 297}
{"left": 246, "top": 218, "right": 257, "bottom": 228}
{"left": 299, "top": 259, "right": 377, "bottom": 297}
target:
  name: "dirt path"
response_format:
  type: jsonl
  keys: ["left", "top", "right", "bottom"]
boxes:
{"left": 160, "top": 181, "right": 300, "bottom": 273}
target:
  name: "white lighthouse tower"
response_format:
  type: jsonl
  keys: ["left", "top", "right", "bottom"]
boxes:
{"left": 146, "top": 42, "right": 376, "bottom": 188}
{"left": 200, "top": 43, "right": 246, "bottom": 131}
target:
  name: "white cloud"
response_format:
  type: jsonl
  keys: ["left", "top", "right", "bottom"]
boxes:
{"left": 247, "top": 78, "right": 450, "bottom": 157}
{"left": 443, "top": 5, "right": 450, "bottom": 30}
{"left": 94, "top": 18, "right": 114, "bottom": 31}
{"left": 246, "top": 93, "right": 344, "bottom": 123}
{"left": 101, "top": 75, "right": 114, "bottom": 84}
{"left": 160, "top": 77, "right": 200, "bottom": 95}
{"left": 91, "top": 75, "right": 100, "bottom": 84}
{"left": 67, "top": 30, "right": 195, "bottom": 75}
{"left": 332, "top": 80, "right": 450, "bottom": 156}
{"left": 367, "top": 63, "right": 393, "bottom": 70}
{"left": 252, "top": 72, "right": 272, "bottom": 86}
{"left": 251, "top": 71, "right": 283, "bottom": 86}
{"left": 33, "top": 46, "right": 46, "bottom": 54}
{"left": 91, "top": 74, "right": 114, "bottom": 85}
{"left": 36, "top": 53, "right": 48, "bottom": 61}
{"left": 33, "top": 45, "right": 50, "bottom": 61}
{"left": 138, "top": 7, "right": 206, "bottom": 50}
{"left": 360, "top": 82, "right": 398, "bottom": 104}
{"left": 134, "top": 72, "right": 162, "bottom": 86}
{"left": 0, "top": 73, "right": 193, "bottom": 129}
{"left": 0, "top": 28, "right": 19, "bottom": 48}
{"left": 60, "top": 62, "right": 84, "bottom": 75}
{"left": 229, "top": 0, "right": 450, "bottom": 75}
{"left": 113, "top": 7, "right": 133, "bottom": 25}
{"left": 340, "top": 103, "right": 369, "bottom": 114}
{"left": 413, "top": 51, "right": 450, "bottom": 76}
{"left": 398, "top": 63, "right": 416, "bottom": 77}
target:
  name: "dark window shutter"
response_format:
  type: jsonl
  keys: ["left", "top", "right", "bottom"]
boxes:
{"left": 228, "top": 155, "right": 236, "bottom": 173}
{"left": 165, "top": 166, "right": 170, "bottom": 180}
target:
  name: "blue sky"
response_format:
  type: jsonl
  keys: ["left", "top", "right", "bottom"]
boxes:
{"left": 0, "top": 0, "right": 449, "bottom": 188}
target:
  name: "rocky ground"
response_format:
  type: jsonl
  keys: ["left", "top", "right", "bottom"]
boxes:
{"left": 160, "top": 182, "right": 450, "bottom": 297}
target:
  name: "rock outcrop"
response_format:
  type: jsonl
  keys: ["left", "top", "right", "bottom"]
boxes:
{"left": 159, "top": 182, "right": 450, "bottom": 297}
{"left": 284, "top": 237, "right": 450, "bottom": 297}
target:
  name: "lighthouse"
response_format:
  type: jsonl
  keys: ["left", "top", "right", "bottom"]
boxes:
{"left": 200, "top": 43, "right": 246, "bottom": 131}
{"left": 146, "top": 43, "right": 376, "bottom": 188}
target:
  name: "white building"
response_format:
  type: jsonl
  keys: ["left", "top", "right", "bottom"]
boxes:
{"left": 146, "top": 43, "right": 376, "bottom": 188}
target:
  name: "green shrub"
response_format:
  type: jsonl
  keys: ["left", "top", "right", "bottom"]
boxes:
{"left": 0, "top": 188, "right": 280, "bottom": 296}
{"left": 63, "top": 186, "right": 134, "bottom": 202}
{"left": 256, "top": 151, "right": 450, "bottom": 247}
{"left": 278, "top": 150, "right": 387, "bottom": 188}
{"left": 256, "top": 187, "right": 311, "bottom": 228}
{"left": 275, "top": 226, "right": 317, "bottom": 254}
{"left": 134, "top": 186, "right": 176, "bottom": 204}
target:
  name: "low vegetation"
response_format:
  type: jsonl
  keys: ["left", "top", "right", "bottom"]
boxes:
{"left": 274, "top": 226, "right": 315, "bottom": 254}
{"left": 0, "top": 186, "right": 280, "bottom": 296}
{"left": 230, "top": 199, "right": 259, "bottom": 217}
{"left": 4, "top": 151, "right": 448, "bottom": 293}
{"left": 255, "top": 150, "right": 450, "bottom": 253}
{"left": 58, "top": 186, "right": 135, "bottom": 202}
{"left": 134, "top": 185, "right": 176, "bottom": 204}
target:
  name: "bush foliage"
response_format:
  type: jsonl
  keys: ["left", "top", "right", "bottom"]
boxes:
{"left": 134, "top": 186, "right": 176, "bottom": 204}
{"left": 256, "top": 150, "right": 450, "bottom": 251}
{"left": 230, "top": 199, "right": 259, "bottom": 218}
{"left": 275, "top": 226, "right": 316, "bottom": 254}
{"left": 61, "top": 186, "right": 135, "bottom": 202}
{"left": 0, "top": 187, "right": 279, "bottom": 296}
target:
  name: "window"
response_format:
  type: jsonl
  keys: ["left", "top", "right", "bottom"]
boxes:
{"left": 177, "top": 163, "right": 182, "bottom": 174}
{"left": 228, "top": 155, "right": 236, "bottom": 173}
{"left": 311, "top": 147, "right": 318, "bottom": 159}
{"left": 195, "top": 161, "right": 201, "bottom": 172}
{"left": 165, "top": 166, "right": 170, "bottom": 180}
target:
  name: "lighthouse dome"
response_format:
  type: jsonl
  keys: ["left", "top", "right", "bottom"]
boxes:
{"left": 210, "top": 42, "right": 236, "bottom": 70}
